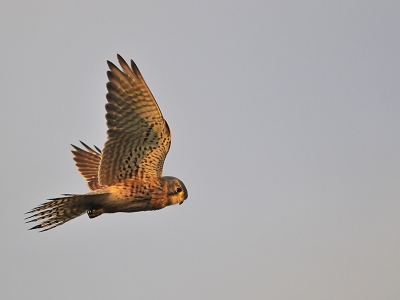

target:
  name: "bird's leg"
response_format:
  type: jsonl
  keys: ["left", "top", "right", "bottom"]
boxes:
{"left": 87, "top": 207, "right": 104, "bottom": 219}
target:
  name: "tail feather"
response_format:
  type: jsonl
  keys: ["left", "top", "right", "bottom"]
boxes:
{"left": 25, "top": 194, "right": 106, "bottom": 232}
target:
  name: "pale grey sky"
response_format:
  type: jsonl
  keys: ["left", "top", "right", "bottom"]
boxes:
{"left": 1, "top": 1, "right": 399, "bottom": 299}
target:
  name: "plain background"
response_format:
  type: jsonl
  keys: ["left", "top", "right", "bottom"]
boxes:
{"left": 1, "top": 1, "right": 399, "bottom": 299}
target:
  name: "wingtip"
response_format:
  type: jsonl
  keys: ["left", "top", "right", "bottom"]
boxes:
{"left": 130, "top": 59, "right": 141, "bottom": 77}
{"left": 94, "top": 145, "right": 102, "bottom": 154}
{"left": 79, "top": 140, "right": 91, "bottom": 150}
{"left": 117, "top": 54, "right": 127, "bottom": 64}
{"left": 71, "top": 144, "right": 81, "bottom": 152}
{"left": 107, "top": 60, "right": 116, "bottom": 70}
{"left": 75, "top": 140, "right": 101, "bottom": 154}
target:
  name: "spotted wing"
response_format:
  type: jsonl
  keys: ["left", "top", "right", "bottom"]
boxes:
{"left": 71, "top": 141, "right": 102, "bottom": 190}
{"left": 98, "top": 55, "right": 171, "bottom": 186}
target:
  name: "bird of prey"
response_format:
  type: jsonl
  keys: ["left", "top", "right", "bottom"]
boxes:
{"left": 25, "top": 55, "right": 188, "bottom": 232}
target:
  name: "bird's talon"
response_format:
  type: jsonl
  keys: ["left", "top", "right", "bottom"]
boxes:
{"left": 87, "top": 208, "right": 104, "bottom": 218}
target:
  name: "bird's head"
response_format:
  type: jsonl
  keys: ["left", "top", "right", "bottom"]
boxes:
{"left": 162, "top": 176, "right": 188, "bottom": 206}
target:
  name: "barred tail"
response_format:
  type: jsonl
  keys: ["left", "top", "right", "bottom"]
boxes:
{"left": 25, "top": 194, "right": 102, "bottom": 232}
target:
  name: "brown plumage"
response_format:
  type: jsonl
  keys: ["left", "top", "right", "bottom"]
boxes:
{"left": 71, "top": 141, "right": 102, "bottom": 190}
{"left": 26, "top": 55, "right": 188, "bottom": 232}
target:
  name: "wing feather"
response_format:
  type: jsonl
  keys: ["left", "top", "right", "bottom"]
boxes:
{"left": 98, "top": 55, "right": 171, "bottom": 186}
{"left": 71, "top": 141, "right": 102, "bottom": 190}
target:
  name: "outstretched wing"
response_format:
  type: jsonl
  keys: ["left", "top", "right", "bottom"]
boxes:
{"left": 71, "top": 141, "right": 102, "bottom": 190}
{"left": 98, "top": 55, "right": 171, "bottom": 186}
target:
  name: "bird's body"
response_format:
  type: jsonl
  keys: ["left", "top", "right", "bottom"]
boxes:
{"left": 26, "top": 55, "right": 188, "bottom": 231}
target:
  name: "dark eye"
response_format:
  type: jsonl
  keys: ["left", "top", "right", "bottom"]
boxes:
{"left": 176, "top": 187, "right": 182, "bottom": 193}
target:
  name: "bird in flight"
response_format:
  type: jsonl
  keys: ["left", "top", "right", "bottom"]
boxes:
{"left": 26, "top": 55, "right": 188, "bottom": 232}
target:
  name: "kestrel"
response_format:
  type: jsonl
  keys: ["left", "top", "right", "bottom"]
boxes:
{"left": 25, "top": 55, "right": 188, "bottom": 232}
